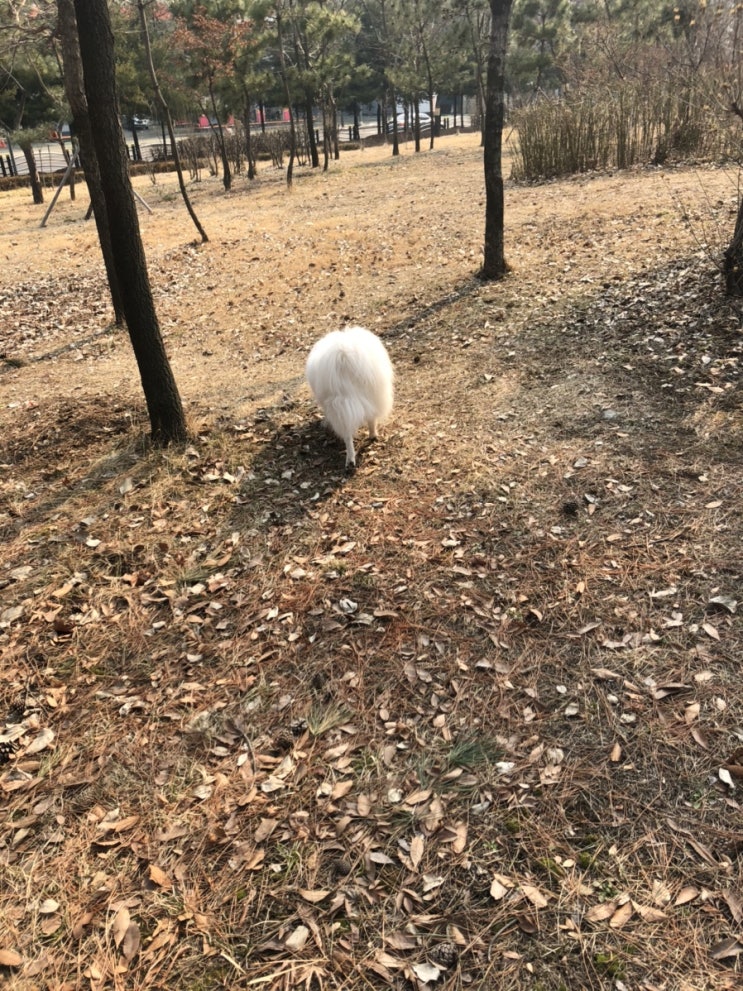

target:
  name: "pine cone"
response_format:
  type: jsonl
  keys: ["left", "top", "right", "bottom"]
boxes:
{"left": 430, "top": 940, "right": 458, "bottom": 968}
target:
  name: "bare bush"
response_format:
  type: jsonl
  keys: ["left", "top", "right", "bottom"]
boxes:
{"left": 511, "top": 83, "right": 740, "bottom": 181}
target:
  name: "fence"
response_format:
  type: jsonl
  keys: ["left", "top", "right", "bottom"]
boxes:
{"left": 0, "top": 143, "right": 72, "bottom": 178}
{"left": 0, "top": 137, "right": 170, "bottom": 178}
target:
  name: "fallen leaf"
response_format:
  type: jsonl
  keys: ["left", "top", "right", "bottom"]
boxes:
{"left": 403, "top": 788, "right": 432, "bottom": 805}
{"left": 521, "top": 885, "right": 549, "bottom": 908}
{"left": 122, "top": 921, "right": 141, "bottom": 962}
{"left": 651, "top": 880, "right": 672, "bottom": 907}
{"left": 490, "top": 877, "right": 509, "bottom": 901}
{"left": 412, "top": 961, "right": 441, "bottom": 983}
{"left": 710, "top": 937, "right": 743, "bottom": 961}
{"left": 368, "top": 851, "right": 395, "bottom": 865}
{"left": 254, "top": 818, "right": 278, "bottom": 843}
{"left": 148, "top": 864, "right": 172, "bottom": 890}
{"left": 719, "top": 767, "right": 735, "bottom": 789}
{"left": 608, "top": 901, "right": 634, "bottom": 929}
{"left": 330, "top": 779, "right": 353, "bottom": 800}
{"left": 410, "top": 835, "right": 425, "bottom": 870}
{"left": 375, "top": 950, "right": 405, "bottom": 969}
{"left": 0, "top": 949, "right": 23, "bottom": 967}
{"left": 451, "top": 821, "right": 468, "bottom": 854}
{"left": 112, "top": 906, "right": 130, "bottom": 948}
{"left": 674, "top": 886, "right": 699, "bottom": 906}
{"left": 707, "top": 595, "right": 737, "bottom": 614}
{"left": 285, "top": 925, "right": 309, "bottom": 951}
{"left": 586, "top": 900, "right": 615, "bottom": 923}
{"left": 422, "top": 874, "right": 444, "bottom": 892}
{"left": 633, "top": 902, "right": 667, "bottom": 922}
{"left": 109, "top": 815, "right": 140, "bottom": 833}
{"left": 24, "top": 728, "right": 55, "bottom": 755}
{"left": 719, "top": 890, "right": 743, "bottom": 924}
{"left": 384, "top": 932, "right": 418, "bottom": 951}
{"left": 298, "top": 889, "right": 330, "bottom": 903}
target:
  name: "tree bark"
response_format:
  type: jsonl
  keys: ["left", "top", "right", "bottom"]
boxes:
{"left": 207, "top": 75, "right": 232, "bottom": 191}
{"left": 73, "top": 0, "right": 187, "bottom": 445}
{"left": 724, "top": 195, "right": 743, "bottom": 295}
{"left": 479, "top": 0, "right": 513, "bottom": 281}
{"left": 305, "top": 92, "right": 319, "bottom": 168}
{"left": 56, "top": 0, "right": 125, "bottom": 325}
{"left": 19, "top": 141, "right": 44, "bottom": 204}
{"left": 242, "top": 89, "right": 256, "bottom": 179}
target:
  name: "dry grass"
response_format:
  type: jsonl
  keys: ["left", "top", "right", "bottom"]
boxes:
{"left": 1, "top": 133, "right": 742, "bottom": 990}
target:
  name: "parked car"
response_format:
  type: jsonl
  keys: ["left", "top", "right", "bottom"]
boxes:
{"left": 132, "top": 115, "right": 151, "bottom": 130}
{"left": 386, "top": 112, "right": 431, "bottom": 134}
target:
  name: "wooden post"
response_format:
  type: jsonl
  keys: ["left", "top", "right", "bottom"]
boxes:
{"left": 40, "top": 155, "right": 77, "bottom": 227}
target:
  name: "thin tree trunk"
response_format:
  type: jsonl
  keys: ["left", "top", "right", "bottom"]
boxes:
{"left": 305, "top": 92, "right": 319, "bottom": 167}
{"left": 388, "top": 90, "right": 400, "bottom": 156}
{"left": 724, "top": 195, "right": 743, "bottom": 295}
{"left": 321, "top": 97, "right": 329, "bottom": 172}
{"left": 418, "top": 29, "right": 435, "bottom": 151}
{"left": 73, "top": 0, "right": 187, "bottom": 445}
{"left": 479, "top": 0, "right": 513, "bottom": 281}
{"left": 275, "top": 5, "right": 296, "bottom": 188}
{"left": 19, "top": 141, "right": 44, "bottom": 204}
{"left": 207, "top": 76, "right": 231, "bottom": 191}
{"left": 330, "top": 90, "right": 340, "bottom": 160}
{"left": 136, "top": 0, "right": 208, "bottom": 241}
{"left": 131, "top": 125, "right": 141, "bottom": 161}
{"left": 242, "top": 87, "right": 256, "bottom": 179}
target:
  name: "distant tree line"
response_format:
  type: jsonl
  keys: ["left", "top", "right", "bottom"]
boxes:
{"left": 1, "top": 2, "right": 740, "bottom": 172}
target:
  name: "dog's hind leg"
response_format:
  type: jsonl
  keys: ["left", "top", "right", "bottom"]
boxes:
{"left": 344, "top": 435, "right": 356, "bottom": 470}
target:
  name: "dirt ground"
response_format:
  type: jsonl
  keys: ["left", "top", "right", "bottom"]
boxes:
{"left": 1, "top": 132, "right": 742, "bottom": 990}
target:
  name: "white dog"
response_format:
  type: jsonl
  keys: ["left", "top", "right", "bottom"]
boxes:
{"left": 305, "top": 326, "right": 394, "bottom": 469}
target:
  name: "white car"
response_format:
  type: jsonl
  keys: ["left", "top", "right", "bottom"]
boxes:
{"left": 387, "top": 112, "right": 431, "bottom": 134}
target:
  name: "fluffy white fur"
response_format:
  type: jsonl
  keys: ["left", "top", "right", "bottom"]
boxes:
{"left": 306, "top": 326, "right": 394, "bottom": 468}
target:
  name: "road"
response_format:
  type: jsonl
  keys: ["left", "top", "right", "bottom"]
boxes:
{"left": 1, "top": 115, "right": 473, "bottom": 178}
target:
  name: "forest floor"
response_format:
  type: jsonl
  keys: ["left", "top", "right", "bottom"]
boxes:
{"left": 0, "top": 131, "right": 742, "bottom": 991}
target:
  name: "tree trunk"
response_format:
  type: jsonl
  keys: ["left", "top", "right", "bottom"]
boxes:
{"left": 136, "top": 0, "right": 208, "bottom": 242}
{"left": 321, "top": 98, "right": 329, "bottom": 172}
{"left": 330, "top": 91, "right": 340, "bottom": 160}
{"left": 388, "top": 91, "right": 400, "bottom": 157}
{"left": 242, "top": 89, "right": 256, "bottom": 179}
{"left": 724, "top": 195, "right": 743, "bottom": 295}
{"left": 73, "top": 0, "right": 187, "bottom": 445}
{"left": 131, "top": 125, "right": 141, "bottom": 162}
{"left": 20, "top": 141, "right": 44, "bottom": 204}
{"left": 479, "top": 0, "right": 513, "bottom": 281}
{"left": 56, "top": 0, "right": 125, "bottom": 325}
{"left": 305, "top": 93, "right": 319, "bottom": 168}
{"left": 207, "top": 77, "right": 231, "bottom": 191}
{"left": 275, "top": 6, "right": 296, "bottom": 188}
